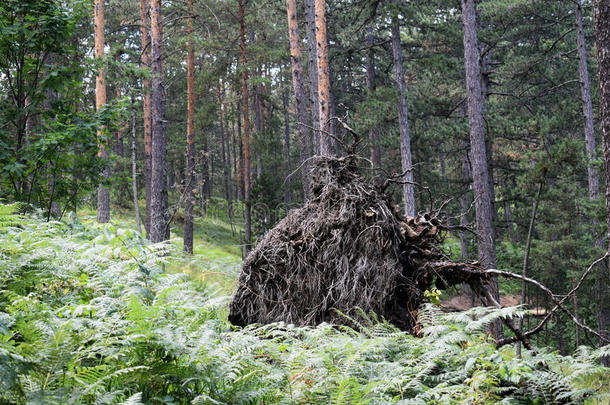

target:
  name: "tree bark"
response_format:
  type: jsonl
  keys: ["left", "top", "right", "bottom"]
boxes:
{"left": 485, "top": 138, "right": 499, "bottom": 239}
{"left": 576, "top": 3, "right": 608, "bottom": 347}
{"left": 239, "top": 0, "right": 252, "bottom": 254}
{"left": 571, "top": 277, "right": 581, "bottom": 348}
{"left": 577, "top": 0, "right": 600, "bottom": 200}
{"left": 390, "top": 5, "right": 415, "bottom": 217}
{"left": 460, "top": 145, "right": 470, "bottom": 260}
{"left": 218, "top": 84, "right": 232, "bottom": 206}
{"left": 184, "top": 0, "right": 195, "bottom": 254}
{"left": 236, "top": 101, "right": 244, "bottom": 201}
{"left": 231, "top": 104, "right": 238, "bottom": 202}
{"left": 517, "top": 181, "right": 542, "bottom": 358}
{"left": 149, "top": 0, "right": 169, "bottom": 243}
{"left": 131, "top": 103, "right": 142, "bottom": 235}
{"left": 305, "top": 0, "right": 320, "bottom": 155}
{"left": 285, "top": 0, "right": 311, "bottom": 199}
{"left": 223, "top": 101, "right": 233, "bottom": 213}
{"left": 95, "top": 0, "right": 110, "bottom": 223}
{"left": 114, "top": 87, "right": 125, "bottom": 157}
{"left": 462, "top": 0, "right": 499, "bottom": 336}
{"left": 593, "top": 0, "right": 610, "bottom": 365}
{"left": 201, "top": 135, "right": 210, "bottom": 206}
{"left": 139, "top": 0, "right": 153, "bottom": 236}
{"left": 504, "top": 199, "right": 516, "bottom": 244}
{"left": 253, "top": 55, "right": 263, "bottom": 179}
{"left": 478, "top": 35, "right": 499, "bottom": 240}
{"left": 283, "top": 88, "right": 292, "bottom": 209}
{"left": 366, "top": 27, "right": 381, "bottom": 168}
{"left": 314, "top": 0, "right": 333, "bottom": 156}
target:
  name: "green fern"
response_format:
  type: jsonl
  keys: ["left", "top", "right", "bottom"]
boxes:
{"left": 0, "top": 204, "right": 608, "bottom": 404}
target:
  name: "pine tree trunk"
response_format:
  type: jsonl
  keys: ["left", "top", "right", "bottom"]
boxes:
{"left": 283, "top": 89, "right": 292, "bottom": 209}
{"left": 253, "top": 57, "right": 263, "bottom": 179}
{"left": 572, "top": 277, "right": 581, "bottom": 347}
{"left": 366, "top": 27, "right": 381, "bottom": 168}
{"left": 593, "top": 0, "right": 610, "bottom": 365}
{"left": 236, "top": 101, "right": 244, "bottom": 201}
{"left": 218, "top": 85, "right": 232, "bottom": 206}
{"left": 285, "top": 0, "right": 311, "bottom": 199}
{"left": 223, "top": 101, "right": 233, "bottom": 209}
{"left": 167, "top": 159, "right": 174, "bottom": 198}
{"left": 390, "top": 7, "right": 415, "bottom": 217}
{"left": 485, "top": 138, "right": 499, "bottom": 239}
{"left": 504, "top": 199, "right": 516, "bottom": 244}
{"left": 517, "top": 181, "right": 541, "bottom": 358}
{"left": 576, "top": 4, "right": 608, "bottom": 342}
{"left": 305, "top": 0, "right": 320, "bottom": 155}
{"left": 439, "top": 142, "right": 447, "bottom": 187}
{"left": 95, "top": 0, "right": 110, "bottom": 223}
{"left": 131, "top": 104, "right": 142, "bottom": 235}
{"left": 478, "top": 35, "right": 499, "bottom": 240}
{"left": 314, "top": 0, "right": 333, "bottom": 156}
{"left": 114, "top": 87, "right": 124, "bottom": 157}
{"left": 139, "top": 0, "right": 153, "bottom": 236}
{"left": 577, "top": 1, "right": 600, "bottom": 200}
{"left": 184, "top": 0, "right": 195, "bottom": 254}
{"left": 149, "top": 0, "right": 169, "bottom": 243}
{"left": 239, "top": 0, "right": 252, "bottom": 254}
{"left": 462, "top": 0, "right": 499, "bottom": 336}
{"left": 231, "top": 104, "right": 238, "bottom": 202}
{"left": 460, "top": 148, "right": 470, "bottom": 260}
{"left": 202, "top": 135, "right": 210, "bottom": 205}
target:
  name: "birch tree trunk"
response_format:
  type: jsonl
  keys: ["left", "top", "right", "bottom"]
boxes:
{"left": 139, "top": 0, "right": 152, "bottom": 236}
{"left": 285, "top": 0, "right": 311, "bottom": 199}
{"left": 95, "top": 0, "right": 110, "bottom": 223}
{"left": 593, "top": 0, "right": 610, "bottom": 366}
{"left": 184, "top": 0, "right": 195, "bottom": 254}
{"left": 390, "top": 5, "right": 415, "bottom": 217}
{"left": 461, "top": 0, "right": 499, "bottom": 337}
{"left": 149, "top": 0, "right": 169, "bottom": 243}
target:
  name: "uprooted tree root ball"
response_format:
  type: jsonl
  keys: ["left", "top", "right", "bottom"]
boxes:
{"left": 229, "top": 155, "right": 486, "bottom": 332}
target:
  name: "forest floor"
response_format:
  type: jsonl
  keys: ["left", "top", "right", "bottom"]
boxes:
{"left": 79, "top": 199, "right": 243, "bottom": 294}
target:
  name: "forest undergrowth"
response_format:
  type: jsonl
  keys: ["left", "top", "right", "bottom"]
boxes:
{"left": 1, "top": 203, "right": 609, "bottom": 404}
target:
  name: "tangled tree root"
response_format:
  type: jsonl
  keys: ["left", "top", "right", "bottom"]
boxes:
{"left": 229, "top": 155, "right": 486, "bottom": 332}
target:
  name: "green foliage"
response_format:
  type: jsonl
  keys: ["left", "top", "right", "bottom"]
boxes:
{"left": 0, "top": 208, "right": 608, "bottom": 404}
{"left": 0, "top": 0, "right": 111, "bottom": 212}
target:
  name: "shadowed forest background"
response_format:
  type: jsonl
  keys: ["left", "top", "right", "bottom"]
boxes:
{"left": 1, "top": 0, "right": 610, "bottom": 403}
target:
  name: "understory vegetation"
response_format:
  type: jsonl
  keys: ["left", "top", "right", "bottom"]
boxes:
{"left": 1, "top": 203, "right": 608, "bottom": 404}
